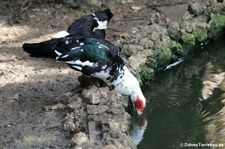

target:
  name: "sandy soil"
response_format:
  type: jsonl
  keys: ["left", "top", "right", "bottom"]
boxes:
{"left": 0, "top": 0, "right": 189, "bottom": 148}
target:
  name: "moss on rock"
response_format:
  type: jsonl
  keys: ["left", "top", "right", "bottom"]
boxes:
{"left": 139, "top": 66, "right": 155, "bottom": 81}
{"left": 155, "top": 47, "right": 172, "bottom": 67}
{"left": 193, "top": 26, "right": 208, "bottom": 42}
{"left": 181, "top": 30, "right": 195, "bottom": 45}
{"left": 208, "top": 14, "right": 225, "bottom": 38}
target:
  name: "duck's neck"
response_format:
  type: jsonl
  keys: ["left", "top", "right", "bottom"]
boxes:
{"left": 110, "top": 66, "right": 141, "bottom": 96}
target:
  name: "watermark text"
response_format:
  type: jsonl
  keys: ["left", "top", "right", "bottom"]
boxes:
{"left": 180, "top": 142, "right": 224, "bottom": 148}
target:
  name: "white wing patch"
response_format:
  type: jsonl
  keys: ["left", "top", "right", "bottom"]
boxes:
{"left": 52, "top": 31, "right": 70, "bottom": 38}
{"left": 65, "top": 60, "right": 94, "bottom": 67}
{"left": 93, "top": 17, "right": 108, "bottom": 30}
{"left": 55, "top": 50, "right": 62, "bottom": 56}
{"left": 71, "top": 46, "right": 80, "bottom": 50}
{"left": 92, "top": 65, "right": 110, "bottom": 80}
{"left": 61, "top": 54, "right": 69, "bottom": 59}
{"left": 97, "top": 42, "right": 109, "bottom": 50}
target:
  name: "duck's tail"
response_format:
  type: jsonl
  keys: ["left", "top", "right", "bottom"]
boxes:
{"left": 22, "top": 39, "right": 58, "bottom": 58}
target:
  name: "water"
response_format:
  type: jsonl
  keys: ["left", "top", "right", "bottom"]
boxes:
{"left": 130, "top": 38, "right": 225, "bottom": 149}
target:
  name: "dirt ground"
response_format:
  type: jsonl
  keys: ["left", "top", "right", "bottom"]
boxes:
{"left": 0, "top": 0, "right": 189, "bottom": 148}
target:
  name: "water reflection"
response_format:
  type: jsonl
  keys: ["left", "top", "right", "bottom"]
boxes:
{"left": 130, "top": 115, "right": 148, "bottom": 145}
{"left": 136, "top": 38, "right": 225, "bottom": 149}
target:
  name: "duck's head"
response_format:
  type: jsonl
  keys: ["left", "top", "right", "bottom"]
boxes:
{"left": 130, "top": 88, "right": 146, "bottom": 115}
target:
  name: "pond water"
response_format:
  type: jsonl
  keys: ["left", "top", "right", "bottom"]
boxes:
{"left": 130, "top": 38, "right": 225, "bottom": 149}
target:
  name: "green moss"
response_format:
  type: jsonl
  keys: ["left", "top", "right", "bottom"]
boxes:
{"left": 162, "top": 37, "right": 175, "bottom": 49}
{"left": 139, "top": 66, "right": 154, "bottom": 81}
{"left": 208, "top": 14, "right": 225, "bottom": 38}
{"left": 181, "top": 31, "right": 195, "bottom": 45}
{"left": 155, "top": 47, "right": 172, "bottom": 67}
{"left": 193, "top": 26, "right": 208, "bottom": 42}
{"left": 171, "top": 42, "right": 184, "bottom": 56}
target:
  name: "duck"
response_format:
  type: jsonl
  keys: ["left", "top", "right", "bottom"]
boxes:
{"left": 54, "top": 35, "right": 146, "bottom": 115}
{"left": 23, "top": 8, "right": 113, "bottom": 58}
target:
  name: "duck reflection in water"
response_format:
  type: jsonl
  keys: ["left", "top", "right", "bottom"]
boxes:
{"left": 130, "top": 115, "right": 148, "bottom": 145}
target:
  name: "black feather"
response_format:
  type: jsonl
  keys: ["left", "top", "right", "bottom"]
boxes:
{"left": 23, "top": 9, "right": 113, "bottom": 58}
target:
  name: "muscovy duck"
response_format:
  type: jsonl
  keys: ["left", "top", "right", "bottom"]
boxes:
{"left": 23, "top": 8, "right": 113, "bottom": 58}
{"left": 54, "top": 35, "right": 146, "bottom": 114}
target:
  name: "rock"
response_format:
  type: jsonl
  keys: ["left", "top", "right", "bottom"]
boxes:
{"left": 208, "top": 13, "right": 225, "bottom": 38}
{"left": 129, "top": 55, "right": 146, "bottom": 71}
{"left": 109, "top": 121, "right": 129, "bottom": 133}
{"left": 68, "top": 96, "right": 83, "bottom": 109}
{"left": 87, "top": 105, "right": 109, "bottom": 115}
{"left": 123, "top": 44, "right": 144, "bottom": 55}
{"left": 167, "top": 21, "right": 181, "bottom": 41}
{"left": 139, "top": 38, "right": 154, "bottom": 49}
{"left": 139, "top": 66, "right": 155, "bottom": 81}
{"left": 195, "top": 15, "right": 210, "bottom": 23}
{"left": 182, "top": 11, "right": 193, "bottom": 21}
{"left": 71, "top": 132, "right": 89, "bottom": 145}
{"left": 148, "top": 24, "right": 168, "bottom": 40}
{"left": 149, "top": 13, "right": 161, "bottom": 24}
{"left": 13, "top": 93, "right": 20, "bottom": 100}
{"left": 131, "top": 6, "right": 142, "bottom": 11}
{"left": 82, "top": 86, "right": 101, "bottom": 104}
{"left": 180, "top": 29, "right": 195, "bottom": 45}
{"left": 104, "top": 144, "right": 118, "bottom": 149}
{"left": 180, "top": 21, "right": 194, "bottom": 33}
{"left": 193, "top": 25, "right": 208, "bottom": 42}
{"left": 122, "top": 0, "right": 134, "bottom": 3}
{"left": 64, "top": 113, "right": 76, "bottom": 131}
{"left": 149, "top": 31, "right": 161, "bottom": 41}
{"left": 44, "top": 103, "right": 66, "bottom": 111}
{"left": 188, "top": 2, "right": 207, "bottom": 16}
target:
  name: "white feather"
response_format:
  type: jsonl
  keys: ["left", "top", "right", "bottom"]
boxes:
{"left": 93, "top": 17, "right": 108, "bottom": 30}
{"left": 66, "top": 60, "right": 94, "bottom": 66}
{"left": 111, "top": 66, "right": 139, "bottom": 95}
{"left": 71, "top": 46, "right": 80, "bottom": 50}
{"left": 71, "top": 65, "right": 82, "bottom": 70}
{"left": 52, "top": 31, "right": 70, "bottom": 38}
{"left": 55, "top": 50, "right": 62, "bottom": 56}
{"left": 61, "top": 54, "right": 69, "bottom": 58}
{"left": 92, "top": 66, "right": 110, "bottom": 80}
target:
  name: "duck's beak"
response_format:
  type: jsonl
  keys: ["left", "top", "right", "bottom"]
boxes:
{"left": 137, "top": 109, "right": 143, "bottom": 115}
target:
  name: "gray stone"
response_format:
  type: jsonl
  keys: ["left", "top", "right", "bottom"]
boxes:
{"left": 64, "top": 113, "right": 76, "bottom": 131}
{"left": 87, "top": 105, "right": 108, "bottom": 115}
{"left": 71, "top": 132, "right": 89, "bottom": 145}
{"left": 182, "top": 11, "right": 193, "bottom": 21}
{"left": 82, "top": 86, "right": 101, "bottom": 104}
{"left": 123, "top": 44, "right": 144, "bottom": 55}
{"left": 167, "top": 21, "right": 181, "bottom": 41}
{"left": 180, "top": 21, "right": 194, "bottom": 33}
{"left": 109, "top": 120, "right": 129, "bottom": 133}
{"left": 188, "top": 2, "right": 207, "bottom": 16}
{"left": 139, "top": 38, "right": 154, "bottom": 49}
{"left": 195, "top": 15, "right": 210, "bottom": 23}
{"left": 104, "top": 144, "right": 118, "bottom": 149}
